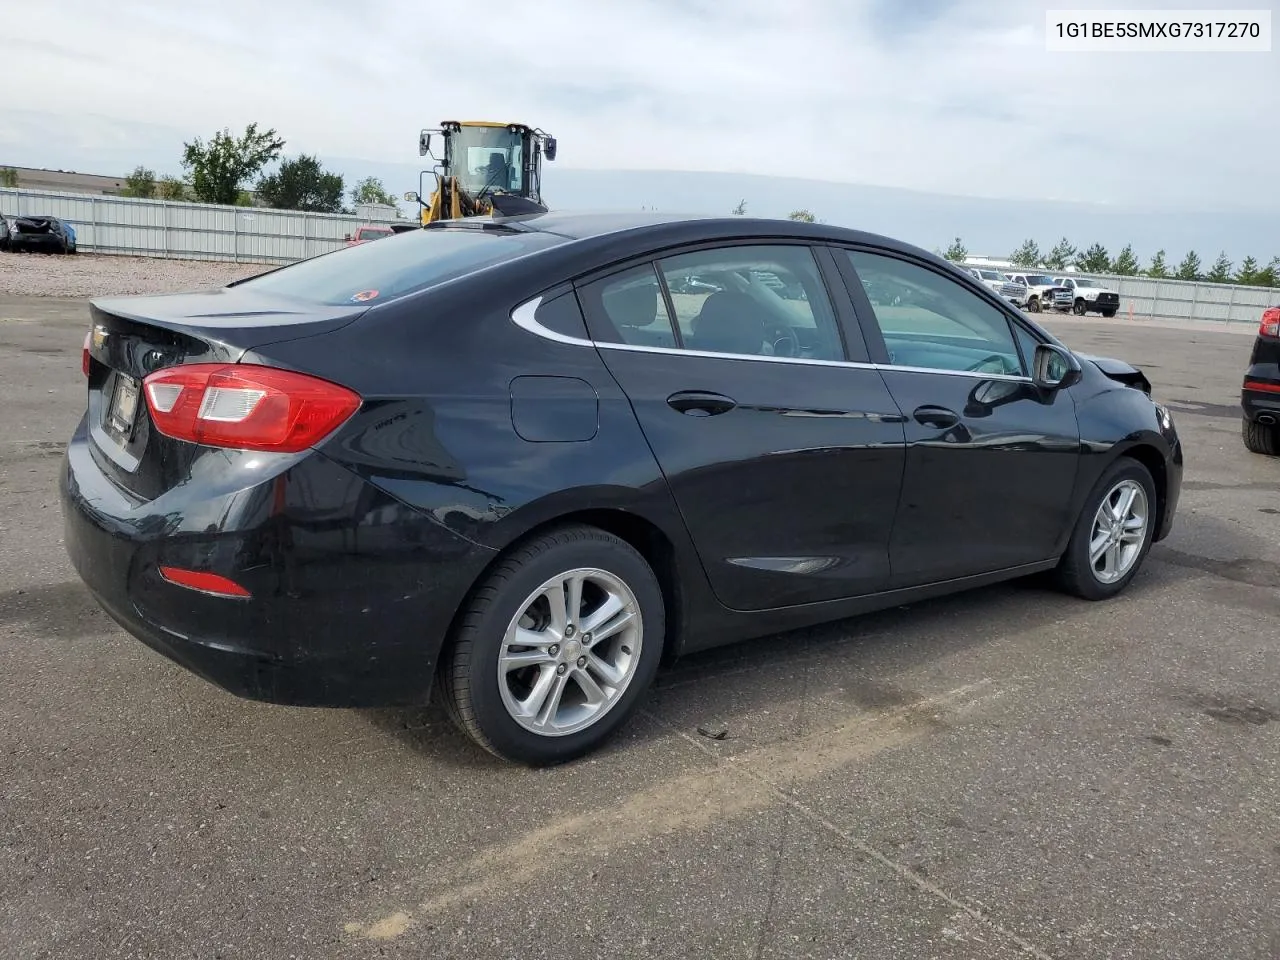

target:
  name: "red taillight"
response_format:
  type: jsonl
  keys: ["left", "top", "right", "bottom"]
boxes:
{"left": 158, "top": 566, "right": 251, "bottom": 598}
{"left": 1244, "top": 379, "right": 1280, "bottom": 395}
{"left": 1261, "top": 307, "right": 1280, "bottom": 339}
{"left": 82, "top": 331, "right": 91, "bottom": 377}
{"left": 141, "top": 363, "right": 361, "bottom": 453}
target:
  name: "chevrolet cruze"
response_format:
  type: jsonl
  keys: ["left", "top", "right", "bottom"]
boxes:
{"left": 61, "top": 211, "right": 1183, "bottom": 764}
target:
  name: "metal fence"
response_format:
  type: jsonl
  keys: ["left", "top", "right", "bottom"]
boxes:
{"left": 1065, "top": 272, "right": 1277, "bottom": 326}
{"left": 0, "top": 186, "right": 404, "bottom": 264}
{"left": 964, "top": 263, "right": 1278, "bottom": 326}
{"left": 4, "top": 186, "right": 1276, "bottom": 325}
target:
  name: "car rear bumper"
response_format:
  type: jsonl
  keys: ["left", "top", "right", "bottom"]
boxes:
{"left": 14, "top": 234, "right": 64, "bottom": 249}
{"left": 1242, "top": 368, "right": 1280, "bottom": 423}
{"left": 60, "top": 416, "right": 495, "bottom": 708}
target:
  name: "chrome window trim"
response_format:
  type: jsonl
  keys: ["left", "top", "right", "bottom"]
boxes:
{"left": 510, "top": 296, "right": 1034, "bottom": 384}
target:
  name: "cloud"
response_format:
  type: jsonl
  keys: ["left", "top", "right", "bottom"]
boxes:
{"left": 2, "top": 0, "right": 1275, "bottom": 209}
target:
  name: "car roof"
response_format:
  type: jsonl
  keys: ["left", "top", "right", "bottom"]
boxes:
{"left": 434, "top": 209, "right": 945, "bottom": 264}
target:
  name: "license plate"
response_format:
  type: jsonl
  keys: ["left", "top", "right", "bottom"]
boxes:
{"left": 110, "top": 373, "right": 140, "bottom": 434}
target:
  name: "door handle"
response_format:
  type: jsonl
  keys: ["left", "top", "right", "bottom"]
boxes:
{"left": 666, "top": 391, "right": 737, "bottom": 416}
{"left": 912, "top": 404, "right": 960, "bottom": 428}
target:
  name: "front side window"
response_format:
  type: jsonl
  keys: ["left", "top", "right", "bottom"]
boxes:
{"left": 843, "top": 250, "right": 1027, "bottom": 377}
{"left": 655, "top": 245, "right": 844, "bottom": 361}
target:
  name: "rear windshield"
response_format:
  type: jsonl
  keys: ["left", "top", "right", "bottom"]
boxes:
{"left": 233, "top": 227, "right": 566, "bottom": 306}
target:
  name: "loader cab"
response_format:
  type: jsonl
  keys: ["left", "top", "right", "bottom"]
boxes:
{"left": 417, "top": 121, "right": 557, "bottom": 217}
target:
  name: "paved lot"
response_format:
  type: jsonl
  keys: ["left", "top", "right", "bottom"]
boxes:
{"left": 2, "top": 296, "right": 1278, "bottom": 960}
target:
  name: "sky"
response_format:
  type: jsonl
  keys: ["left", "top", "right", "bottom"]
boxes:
{"left": 2, "top": 0, "right": 1277, "bottom": 258}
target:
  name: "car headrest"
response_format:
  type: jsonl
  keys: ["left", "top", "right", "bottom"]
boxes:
{"left": 603, "top": 281, "right": 659, "bottom": 328}
{"left": 692, "top": 291, "right": 766, "bottom": 355}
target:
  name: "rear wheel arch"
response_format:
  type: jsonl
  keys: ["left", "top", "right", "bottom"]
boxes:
{"left": 439, "top": 508, "right": 686, "bottom": 680}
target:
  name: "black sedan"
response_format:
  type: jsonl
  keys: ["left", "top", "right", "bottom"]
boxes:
{"left": 61, "top": 211, "right": 1184, "bottom": 764}
{"left": 9, "top": 215, "right": 76, "bottom": 254}
{"left": 1242, "top": 306, "right": 1280, "bottom": 456}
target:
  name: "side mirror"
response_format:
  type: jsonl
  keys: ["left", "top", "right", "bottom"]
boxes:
{"left": 403, "top": 191, "right": 421, "bottom": 203}
{"left": 544, "top": 136, "right": 557, "bottom": 161}
{"left": 1032, "top": 342, "right": 1080, "bottom": 390}
{"left": 418, "top": 132, "right": 431, "bottom": 157}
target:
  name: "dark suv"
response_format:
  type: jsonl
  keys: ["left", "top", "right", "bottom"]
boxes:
{"left": 1242, "top": 306, "right": 1280, "bottom": 455}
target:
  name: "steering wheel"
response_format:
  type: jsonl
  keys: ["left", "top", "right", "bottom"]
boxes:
{"left": 966, "top": 353, "right": 1009, "bottom": 374}
{"left": 768, "top": 325, "right": 800, "bottom": 358}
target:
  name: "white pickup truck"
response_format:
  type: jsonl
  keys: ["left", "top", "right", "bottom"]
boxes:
{"left": 966, "top": 267, "right": 1028, "bottom": 308}
{"left": 1006, "top": 272, "right": 1074, "bottom": 314}
{"left": 1053, "top": 276, "right": 1121, "bottom": 318}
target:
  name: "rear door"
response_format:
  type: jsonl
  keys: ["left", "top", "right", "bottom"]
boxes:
{"left": 833, "top": 246, "right": 1082, "bottom": 588}
{"left": 576, "top": 241, "right": 907, "bottom": 611}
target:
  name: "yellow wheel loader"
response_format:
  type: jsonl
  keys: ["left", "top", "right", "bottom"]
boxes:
{"left": 404, "top": 121, "right": 558, "bottom": 225}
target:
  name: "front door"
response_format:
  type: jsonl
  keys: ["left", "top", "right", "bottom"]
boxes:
{"left": 576, "top": 242, "right": 907, "bottom": 611}
{"left": 835, "top": 247, "right": 1082, "bottom": 588}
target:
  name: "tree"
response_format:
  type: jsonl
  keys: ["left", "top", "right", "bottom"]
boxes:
{"left": 943, "top": 237, "right": 968, "bottom": 262}
{"left": 1044, "top": 237, "right": 1076, "bottom": 270}
{"left": 122, "top": 165, "right": 156, "bottom": 199}
{"left": 1110, "top": 244, "right": 1141, "bottom": 276}
{"left": 157, "top": 176, "right": 187, "bottom": 201}
{"left": 1146, "top": 249, "right": 1170, "bottom": 278}
{"left": 1175, "top": 250, "right": 1202, "bottom": 281}
{"left": 1009, "top": 239, "right": 1042, "bottom": 267}
{"left": 350, "top": 176, "right": 398, "bottom": 210}
{"left": 787, "top": 209, "right": 816, "bottom": 223}
{"left": 181, "top": 122, "right": 285, "bottom": 205}
{"left": 0, "top": 167, "right": 17, "bottom": 188}
{"left": 1233, "top": 256, "right": 1260, "bottom": 285}
{"left": 731, "top": 199, "right": 747, "bottom": 216}
{"left": 1258, "top": 257, "right": 1280, "bottom": 288}
{"left": 256, "top": 154, "right": 345, "bottom": 212}
{"left": 1205, "top": 250, "right": 1232, "bottom": 284}
{"left": 1076, "top": 242, "right": 1111, "bottom": 273}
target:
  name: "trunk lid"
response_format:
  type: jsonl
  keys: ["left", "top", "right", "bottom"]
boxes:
{"left": 83, "top": 287, "right": 368, "bottom": 502}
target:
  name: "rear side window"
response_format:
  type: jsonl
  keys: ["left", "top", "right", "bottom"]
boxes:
{"left": 233, "top": 227, "right": 566, "bottom": 306}
{"left": 578, "top": 265, "right": 679, "bottom": 348}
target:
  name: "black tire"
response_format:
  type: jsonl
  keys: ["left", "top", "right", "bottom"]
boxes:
{"left": 1072, "top": 299, "right": 1087, "bottom": 316}
{"left": 438, "top": 524, "right": 665, "bottom": 765}
{"left": 1242, "top": 417, "right": 1280, "bottom": 456}
{"left": 1101, "top": 308, "right": 1117, "bottom": 318}
{"left": 1027, "top": 297, "right": 1041, "bottom": 313}
{"left": 1055, "top": 457, "right": 1158, "bottom": 601}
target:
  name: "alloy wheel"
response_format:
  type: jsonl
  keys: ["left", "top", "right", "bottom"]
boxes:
{"left": 1088, "top": 479, "right": 1149, "bottom": 584}
{"left": 497, "top": 567, "right": 643, "bottom": 737}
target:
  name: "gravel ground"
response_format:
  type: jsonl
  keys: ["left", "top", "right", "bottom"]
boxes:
{"left": 0, "top": 251, "right": 269, "bottom": 298}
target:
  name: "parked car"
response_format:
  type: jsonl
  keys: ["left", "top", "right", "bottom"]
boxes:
{"left": 1053, "top": 276, "right": 1120, "bottom": 317}
{"left": 61, "top": 211, "right": 1183, "bottom": 764}
{"left": 967, "top": 267, "right": 1028, "bottom": 308}
{"left": 8, "top": 215, "right": 76, "bottom": 254}
{"left": 1006, "top": 272, "right": 1073, "bottom": 313}
{"left": 1241, "top": 305, "right": 1280, "bottom": 456}
{"left": 344, "top": 224, "right": 395, "bottom": 246}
